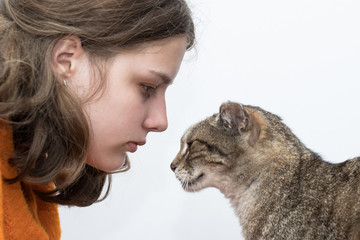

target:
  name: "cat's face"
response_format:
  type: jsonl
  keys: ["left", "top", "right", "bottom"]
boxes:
{"left": 171, "top": 102, "right": 264, "bottom": 193}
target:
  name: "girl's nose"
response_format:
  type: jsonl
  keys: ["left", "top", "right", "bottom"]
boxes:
{"left": 143, "top": 97, "right": 168, "bottom": 132}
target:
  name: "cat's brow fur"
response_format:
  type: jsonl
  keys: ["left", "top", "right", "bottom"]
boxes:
{"left": 171, "top": 101, "right": 360, "bottom": 240}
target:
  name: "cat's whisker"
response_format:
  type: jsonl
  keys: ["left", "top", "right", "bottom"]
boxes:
{"left": 180, "top": 174, "right": 190, "bottom": 191}
{"left": 185, "top": 175, "right": 190, "bottom": 191}
{"left": 187, "top": 175, "right": 192, "bottom": 191}
{"left": 182, "top": 181, "right": 186, "bottom": 191}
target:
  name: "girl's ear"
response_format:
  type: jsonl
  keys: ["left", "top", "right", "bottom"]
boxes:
{"left": 51, "top": 35, "right": 84, "bottom": 79}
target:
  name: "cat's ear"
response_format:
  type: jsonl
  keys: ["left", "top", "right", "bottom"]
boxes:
{"left": 219, "top": 102, "right": 249, "bottom": 133}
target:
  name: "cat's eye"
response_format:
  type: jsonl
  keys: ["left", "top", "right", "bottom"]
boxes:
{"left": 202, "top": 141, "right": 228, "bottom": 157}
{"left": 207, "top": 145, "right": 215, "bottom": 152}
{"left": 187, "top": 140, "right": 225, "bottom": 155}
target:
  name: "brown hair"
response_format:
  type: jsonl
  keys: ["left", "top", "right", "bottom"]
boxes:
{"left": 0, "top": 0, "right": 195, "bottom": 206}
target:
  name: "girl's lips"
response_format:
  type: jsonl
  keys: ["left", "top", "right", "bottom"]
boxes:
{"left": 127, "top": 142, "right": 138, "bottom": 153}
{"left": 127, "top": 141, "right": 146, "bottom": 153}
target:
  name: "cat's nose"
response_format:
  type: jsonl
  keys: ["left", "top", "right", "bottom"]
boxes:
{"left": 170, "top": 163, "right": 177, "bottom": 172}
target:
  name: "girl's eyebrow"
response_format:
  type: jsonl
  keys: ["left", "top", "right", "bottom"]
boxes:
{"left": 148, "top": 70, "right": 173, "bottom": 85}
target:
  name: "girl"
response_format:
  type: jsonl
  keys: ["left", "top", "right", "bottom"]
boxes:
{"left": 0, "top": 0, "right": 195, "bottom": 239}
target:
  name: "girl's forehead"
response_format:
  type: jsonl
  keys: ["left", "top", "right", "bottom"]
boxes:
{"left": 121, "top": 35, "right": 188, "bottom": 52}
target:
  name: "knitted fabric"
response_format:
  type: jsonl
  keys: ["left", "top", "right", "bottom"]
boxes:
{"left": 0, "top": 121, "right": 61, "bottom": 240}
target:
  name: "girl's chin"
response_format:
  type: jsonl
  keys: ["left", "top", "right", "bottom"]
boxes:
{"left": 86, "top": 152, "right": 129, "bottom": 172}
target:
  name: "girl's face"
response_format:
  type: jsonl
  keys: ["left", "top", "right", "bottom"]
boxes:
{"left": 69, "top": 36, "right": 188, "bottom": 171}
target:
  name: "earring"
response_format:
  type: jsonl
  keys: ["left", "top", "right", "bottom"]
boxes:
{"left": 63, "top": 79, "right": 67, "bottom": 86}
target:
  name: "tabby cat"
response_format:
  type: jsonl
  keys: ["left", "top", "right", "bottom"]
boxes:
{"left": 171, "top": 101, "right": 360, "bottom": 240}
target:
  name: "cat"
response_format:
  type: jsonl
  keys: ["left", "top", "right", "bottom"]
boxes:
{"left": 170, "top": 101, "right": 360, "bottom": 240}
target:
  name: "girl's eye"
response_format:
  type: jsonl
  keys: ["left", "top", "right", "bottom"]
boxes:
{"left": 141, "top": 84, "right": 157, "bottom": 97}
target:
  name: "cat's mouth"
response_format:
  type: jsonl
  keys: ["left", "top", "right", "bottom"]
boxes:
{"left": 187, "top": 173, "right": 205, "bottom": 186}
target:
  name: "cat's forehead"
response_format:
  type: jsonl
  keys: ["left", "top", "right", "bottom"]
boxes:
{"left": 181, "top": 124, "right": 197, "bottom": 142}
{"left": 181, "top": 114, "right": 220, "bottom": 142}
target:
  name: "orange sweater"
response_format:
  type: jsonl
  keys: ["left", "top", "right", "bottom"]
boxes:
{"left": 0, "top": 121, "right": 61, "bottom": 240}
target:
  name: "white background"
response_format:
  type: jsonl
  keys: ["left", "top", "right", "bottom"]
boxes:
{"left": 59, "top": 0, "right": 360, "bottom": 239}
